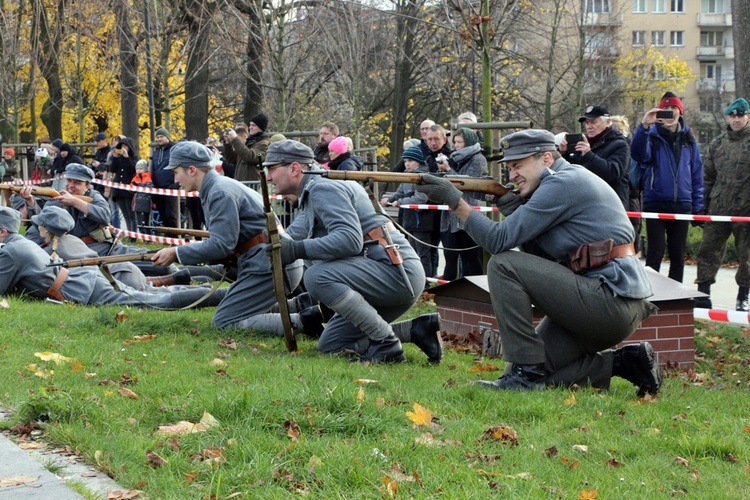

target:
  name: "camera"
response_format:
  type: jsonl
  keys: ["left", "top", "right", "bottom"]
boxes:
{"left": 656, "top": 110, "right": 674, "bottom": 119}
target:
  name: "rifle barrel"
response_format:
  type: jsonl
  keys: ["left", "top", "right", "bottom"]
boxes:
{"left": 0, "top": 185, "right": 93, "bottom": 203}
{"left": 140, "top": 226, "right": 209, "bottom": 238}
{"left": 49, "top": 252, "right": 159, "bottom": 268}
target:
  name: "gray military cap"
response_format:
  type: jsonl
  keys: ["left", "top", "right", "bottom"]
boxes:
{"left": 263, "top": 140, "right": 314, "bottom": 166}
{"left": 0, "top": 206, "right": 21, "bottom": 233}
{"left": 499, "top": 129, "right": 558, "bottom": 162}
{"left": 31, "top": 205, "right": 75, "bottom": 236}
{"left": 10, "top": 194, "right": 25, "bottom": 211}
{"left": 166, "top": 141, "right": 213, "bottom": 170}
{"left": 65, "top": 163, "right": 95, "bottom": 182}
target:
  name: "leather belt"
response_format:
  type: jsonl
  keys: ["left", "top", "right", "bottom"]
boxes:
{"left": 47, "top": 268, "right": 69, "bottom": 302}
{"left": 236, "top": 231, "right": 272, "bottom": 255}
{"left": 610, "top": 242, "right": 636, "bottom": 259}
{"left": 80, "top": 236, "right": 94, "bottom": 245}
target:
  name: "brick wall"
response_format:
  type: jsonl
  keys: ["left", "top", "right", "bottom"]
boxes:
{"left": 435, "top": 296, "right": 695, "bottom": 369}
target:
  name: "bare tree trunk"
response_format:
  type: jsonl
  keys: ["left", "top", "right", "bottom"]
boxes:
{"left": 32, "top": 0, "right": 64, "bottom": 140}
{"left": 180, "top": 0, "right": 214, "bottom": 141}
{"left": 115, "top": 0, "right": 140, "bottom": 142}
{"left": 733, "top": 0, "right": 750, "bottom": 99}
{"left": 389, "top": 0, "right": 421, "bottom": 168}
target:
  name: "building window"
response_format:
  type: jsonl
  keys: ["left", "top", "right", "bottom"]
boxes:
{"left": 702, "top": 0, "right": 726, "bottom": 13}
{"left": 700, "top": 31, "right": 723, "bottom": 47}
{"left": 632, "top": 31, "right": 646, "bottom": 46}
{"left": 652, "top": 0, "right": 665, "bottom": 12}
{"left": 670, "top": 0, "right": 684, "bottom": 12}
{"left": 699, "top": 96, "right": 721, "bottom": 113}
{"left": 701, "top": 63, "right": 722, "bottom": 81}
{"left": 652, "top": 31, "right": 666, "bottom": 46}
{"left": 670, "top": 31, "right": 684, "bottom": 46}
{"left": 633, "top": 0, "right": 647, "bottom": 13}
{"left": 584, "top": 0, "right": 611, "bottom": 13}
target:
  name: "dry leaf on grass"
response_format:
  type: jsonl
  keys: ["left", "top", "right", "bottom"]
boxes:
{"left": 0, "top": 298, "right": 9, "bottom": 309}
{"left": 578, "top": 489, "right": 599, "bottom": 499}
{"left": 674, "top": 456, "right": 690, "bottom": 467}
{"left": 414, "top": 432, "right": 461, "bottom": 447}
{"left": 467, "top": 363, "right": 500, "bottom": 373}
{"left": 564, "top": 392, "right": 577, "bottom": 406}
{"left": 406, "top": 403, "right": 432, "bottom": 427}
{"left": 0, "top": 475, "right": 39, "bottom": 487}
{"left": 146, "top": 450, "right": 168, "bottom": 468}
{"left": 131, "top": 335, "right": 156, "bottom": 342}
{"left": 34, "top": 351, "right": 72, "bottom": 364}
{"left": 572, "top": 444, "right": 588, "bottom": 453}
{"left": 17, "top": 442, "right": 43, "bottom": 450}
{"left": 355, "top": 378, "right": 378, "bottom": 384}
{"left": 210, "top": 358, "right": 227, "bottom": 367}
{"left": 481, "top": 425, "right": 518, "bottom": 447}
{"left": 357, "top": 386, "right": 365, "bottom": 403}
{"left": 107, "top": 490, "right": 142, "bottom": 499}
{"left": 71, "top": 360, "right": 86, "bottom": 372}
{"left": 118, "top": 388, "right": 139, "bottom": 400}
{"left": 156, "top": 412, "right": 220, "bottom": 436}
{"left": 115, "top": 310, "right": 128, "bottom": 323}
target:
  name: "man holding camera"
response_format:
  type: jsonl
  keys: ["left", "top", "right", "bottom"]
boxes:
{"left": 558, "top": 105, "right": 630, "bottom": 210}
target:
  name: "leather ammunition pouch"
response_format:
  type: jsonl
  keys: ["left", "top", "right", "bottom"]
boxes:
{"left": 81, "top": 227, "right": 112, "bottom": 245}
{"left": 566, "top": 239, "right": 635, "bottom": 274}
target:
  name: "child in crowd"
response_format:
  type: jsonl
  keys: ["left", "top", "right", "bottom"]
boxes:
{"left": 130, "top": 159, "right": 154, "bottom": 229}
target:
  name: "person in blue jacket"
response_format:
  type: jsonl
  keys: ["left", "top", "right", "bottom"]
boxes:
{"left": 630, "top": 92, "right": 703, "bottom": 283}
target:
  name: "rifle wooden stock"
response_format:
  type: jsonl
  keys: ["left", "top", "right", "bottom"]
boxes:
{"left": 304, "top": 170, "right": 512, "bottom": 198}
{"left": 0, "top": 185, "right": 93, "bottom": 203}
{"left": 49, "top": 252, "right": 159, "bottom": 268}
{"left": 141, "top": 225, "right": 210, "bottom": 238}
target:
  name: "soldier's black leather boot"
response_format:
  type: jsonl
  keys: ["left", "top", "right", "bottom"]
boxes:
{"left": 409, "top": 313, "right": 443, "bottom": 364}
{"left": 477, "top": 363, "right": 546, "bottom": 391}
{"left": 736, "top": 286, "right": 749, "bottom": 312}
{"left": 694, "top": 282, "right": 712, "bottom": 309}
{"left": 356, "top": 335, "right": 406, "bottom": 364}
{"left": 612, "top": 342, "right": 663, "bottom": 397}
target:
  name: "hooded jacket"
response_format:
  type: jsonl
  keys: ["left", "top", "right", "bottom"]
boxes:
{"left": 630, "top": 119, "right": 703, "bottom": 214}
{"left": 108, "top": 137, "right": 139, "bottom": 200}
{"left": 567, "top": 127, "right": 630, "bottom": 209}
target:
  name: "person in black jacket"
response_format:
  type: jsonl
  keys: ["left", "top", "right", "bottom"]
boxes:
{"left": 559, "top": 105, "right": 630, "bottom": 210}
{"left": 108, "top": 137, "right": 139, "bottom": 233}
{"left": 89, "top": 133, "right": 112, "bottom": 197}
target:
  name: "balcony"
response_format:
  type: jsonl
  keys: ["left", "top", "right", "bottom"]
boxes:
{"left": 583, "top": 45, "right": 619, "bottom": 59}
{"left": 582, "top": 13, "right": 623, "bottom": 26}
{"left": 696, "top": 78, "right": 735, "bottom": 93}
{"left": 696, "top": 45, "right": 734, "bottom": 60}
{"left": 696, "top": 13, "right": 732, "bottom": 26}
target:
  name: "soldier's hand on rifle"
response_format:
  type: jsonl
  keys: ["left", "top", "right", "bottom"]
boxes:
{"left": 152, "top": 247, "right": 178, "bottom": 267}
{"left": 54, "top": 190, "right": 80, "bottom": 207}
{"left": 264, "top": 239, "right": 307, "bottom": 266}
{"left": 20, "top": 186, "right": 35, "bottom": 204}
{"left": 415, "top": 174, "right": 463, "bottom": 210}
{"left": 487, "top": 188, "right": 524, "bottom": 217}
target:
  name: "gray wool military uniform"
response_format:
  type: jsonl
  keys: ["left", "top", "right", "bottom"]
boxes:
{"left": 0, "top": 233, "right": 224, "bottom": 308}
{"left": 174, "top": 169, "right": 301, "bottom": 328}
{"left": 463, "top": 158, "right": 656, "bottom": 389}
{"left": 289, "top": 174, "right": 425, "bottom": 354}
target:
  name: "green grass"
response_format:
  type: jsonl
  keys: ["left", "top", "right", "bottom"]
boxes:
{"left": 1, "top": 296, "right": 749, "bottom": 498}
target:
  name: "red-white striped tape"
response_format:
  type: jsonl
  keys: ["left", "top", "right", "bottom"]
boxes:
{"left": 110, "top": 226, "right": 189, "bottom": 246}
{"left": 426, "top": 277, "right": 450, "bottom": 285}
{"left": 693, "top": 308, "right": 750, "bottom": 325}
{"left": 0, "top": 175, "right": 65, "bottom": 186}
{"left": 396, "top": 204, "right": 750, "bottom": 223}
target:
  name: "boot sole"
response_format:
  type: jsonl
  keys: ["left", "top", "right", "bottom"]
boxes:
{"left": 637, "top": 343, "right": 663, "bottom": 397}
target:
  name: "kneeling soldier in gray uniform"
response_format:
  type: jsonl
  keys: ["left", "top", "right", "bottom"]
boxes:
{"left": 265, "top": 140, "right": 442, "bottom": 363}
{"left": 0, "top": 206, "right": 225, "bottom": 309}
{"left": 417, "top": 129, "right": 661, "bottom": 395}
{"left": 151, "top": 141, "right": 304, "bottom": 329}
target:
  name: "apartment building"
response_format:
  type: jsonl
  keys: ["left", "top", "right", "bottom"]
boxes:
{"left": 583, "top": 0, "right": 734, "bottom": 142}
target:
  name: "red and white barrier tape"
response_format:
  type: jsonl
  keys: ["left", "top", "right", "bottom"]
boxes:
{"left": 693, "top": 308, "right": 750, "bottom": 326}
{"left": 397, "top": 204, "right": 750, "bottom": 223}
{"left": 110, "top": 226, "right": 189, "bottom": 246}
{"left": 0, "top": 175, "right": 64, "bottom": 186}
{"left": 426, "top": 277, "right": 450, "bottom": 285}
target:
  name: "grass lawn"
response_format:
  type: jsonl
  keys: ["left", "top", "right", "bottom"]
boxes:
{"left": 1, "top": 294, "right": 749, "bottom": 499}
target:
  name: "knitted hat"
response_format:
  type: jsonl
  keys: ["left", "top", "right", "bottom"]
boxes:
{"left": 402, "top": 146, "right": 425, "bottom": 163}
{"left": 155, "top": 128, "right": 170, "bottom": 139}
{"left": 328, "top": 136, "right": 349, "bottom": 155}
{"left": 658, "top": 92, "right": 684, "bottom": 115}
{"left": 136, "top": 159, "right": 149, "bottom": 170}
{"left": 51, "top": 139, "right": 64, "bottom": 149}
{"left": 3, "top": 148, "right": 14, "bottom": 158}
{"left": 249, "top": 113, "right": 269, "bottom": 132}
{"left": 458, "top": 127, "right": 478, "bottom": 147}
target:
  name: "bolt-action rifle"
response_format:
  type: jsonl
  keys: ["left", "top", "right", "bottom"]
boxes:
{"left": 48, "top": 252, "right": 158, "bottom": 268}
{"left": 302, "top": 170, "right": 514, "bottom": 198}
{"left": 0, "top": 185, "right": 93, "bottom": 203}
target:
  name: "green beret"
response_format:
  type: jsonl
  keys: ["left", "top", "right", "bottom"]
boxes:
{"left": 725, "top": 98, "right": 750, "bottom": 116}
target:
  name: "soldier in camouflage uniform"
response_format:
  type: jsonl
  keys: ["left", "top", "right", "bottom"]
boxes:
{"left": 695, "top": 98, "right": 750, "bottom": 311}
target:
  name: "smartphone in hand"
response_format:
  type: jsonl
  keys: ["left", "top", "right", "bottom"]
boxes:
{"left": 565, "top": 133, "right": 583, "bottom": 154}
{"left": 656, "top": 110, "right": 674, "bottom": 119}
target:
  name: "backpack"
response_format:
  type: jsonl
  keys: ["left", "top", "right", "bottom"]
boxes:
{"left": 629, "top": 159, "right": 648, "bottom": 190}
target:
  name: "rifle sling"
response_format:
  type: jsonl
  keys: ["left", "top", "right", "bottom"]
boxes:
{"left": 47, "top": 268, "right": 69, "bottom": 302}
